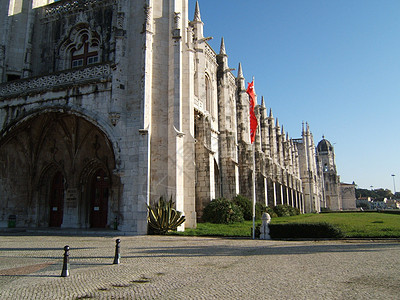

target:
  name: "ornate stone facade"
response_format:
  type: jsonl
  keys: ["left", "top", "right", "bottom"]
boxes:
{"left": 0, "top": 0, "right": 352, "bottom": 234}
{"left": 317, "top": 138, "right": 356, "bottom": 211}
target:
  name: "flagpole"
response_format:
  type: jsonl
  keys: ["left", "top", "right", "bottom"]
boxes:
{"left": 247, "top": 77, "right": 258, "bottom": 240}
{"left": 252, "top": 76, "right": 256, "bottom": 240}
{"left": 252, "top": 140, "right": 256, "bottom": 240}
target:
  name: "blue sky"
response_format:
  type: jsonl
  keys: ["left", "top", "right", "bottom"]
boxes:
{"left": 190, "top": 0, "right": 400, "bottom": 191}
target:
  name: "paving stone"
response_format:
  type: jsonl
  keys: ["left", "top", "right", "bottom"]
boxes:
{"left": 0, "top": 235, "right": 399, "bottom": 299}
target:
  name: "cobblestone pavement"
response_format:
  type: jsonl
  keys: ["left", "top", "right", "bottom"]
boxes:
{"left": 0, "top": 233, "right": 399, "bottom": 299}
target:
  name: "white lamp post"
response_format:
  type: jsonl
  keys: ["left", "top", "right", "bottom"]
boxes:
{"left": 391, "top": 174, "right": 396, "bottom": 197}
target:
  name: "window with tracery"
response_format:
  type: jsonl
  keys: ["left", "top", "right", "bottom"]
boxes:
{"left": 58, "top": 25, "right": 101, "bottom": 71}
{"left": 70, "top": 34, "right": 99, "bottom": 68}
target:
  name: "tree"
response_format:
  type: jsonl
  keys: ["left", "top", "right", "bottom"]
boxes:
{"left": 355, "top": 188, "right": 393, "bottom": 200}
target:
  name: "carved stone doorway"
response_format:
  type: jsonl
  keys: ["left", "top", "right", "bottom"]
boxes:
{"left": 90, "top": 169, "right": 109, "bottom": 228}
{"left": 49, "top": 171, "right": 64, "bottom": 227}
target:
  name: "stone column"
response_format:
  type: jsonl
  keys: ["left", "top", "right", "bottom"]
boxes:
{"left": 291, "top": 188, "right": 294, "bottom": 207}
{"left": 182, "top": 25, "right": 196, "bottom": 228}
{"left": 286, "top": 186, "right": 289, "bottom": 205}
{"left": 264, "top": 177, "right": 268, "bottom": 207}
{"left": 168, "top": 8, "right": 185, "bottom": 230}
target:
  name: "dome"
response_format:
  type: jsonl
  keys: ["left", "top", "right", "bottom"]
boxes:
{"left": 317, "top": 138, "right": 333, "bottom": 152}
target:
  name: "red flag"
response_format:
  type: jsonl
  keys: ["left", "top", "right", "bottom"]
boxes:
{"left": 246, "top": 81, "right": 258, "bottom": 143}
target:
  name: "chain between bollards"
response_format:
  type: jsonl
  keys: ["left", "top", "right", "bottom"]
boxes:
{"left": 113, "top": 239, "right": 120, "bottom": 264}
{"left": 61, "top": 245, "right": 70, "bottom": 277}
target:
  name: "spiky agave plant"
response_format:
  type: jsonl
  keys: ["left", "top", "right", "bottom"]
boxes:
{"left": 147, "top": 196, "right": 186, "bottom": 234}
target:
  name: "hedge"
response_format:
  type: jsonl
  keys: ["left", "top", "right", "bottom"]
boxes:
{"left": 256, "top": 222, "right": 343, "bottom": 239}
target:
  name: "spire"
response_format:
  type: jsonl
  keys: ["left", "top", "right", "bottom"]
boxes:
{"left": 261, "top": 96, "right": 265, "bottom": 108}
{"left": 220, "top": 37, "right": 226, "bottom": 55}
{"left": 269, "top": 108, "right": 273, "bottom": 118}
{"left": 237, "top": 62, "right": 244, "bottom": 78}
{"left": 276, "top": 118, "right": 280, "bottom": 128}
{"left": 194, "top": 1, "right": 202, "bottom": 22}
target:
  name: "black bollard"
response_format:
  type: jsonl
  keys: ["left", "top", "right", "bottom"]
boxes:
{"left": 113, "top": 239, "right": 120, "bottom": 264}
{"left": 61, "top": 245, "right": 70, "bottom": 277}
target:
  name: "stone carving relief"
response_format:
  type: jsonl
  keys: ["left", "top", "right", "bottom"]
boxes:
{"left": 108, "top": 112, "right": 120, "bottom": 126}
{"left": 43, "top": 0, "right": 117, "bottom": 19}
{"left": 0, "top": 64, "right": 111, "bottom": 98}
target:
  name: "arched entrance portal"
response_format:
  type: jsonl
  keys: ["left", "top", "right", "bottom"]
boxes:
{"left": 0, "top": 112, "right": 120, "bottom": 229}
{"left": 90, "top": 169, "right": 109, "bottom": 228}
{"left": 49, "top": 172, "right": 65, "bottom": 227}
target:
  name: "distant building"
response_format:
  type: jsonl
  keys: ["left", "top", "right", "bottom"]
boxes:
{"left": 356, "top": 197, "right": 372, "bottom": 210}
{"left": 384, "top": 199, "right": 400, "bottom": 209}
{"left": 340, "top": 183, "right": 357, "bottom": 210}
{"left": 317, "top": 138, "right": 356, "bottom": 211}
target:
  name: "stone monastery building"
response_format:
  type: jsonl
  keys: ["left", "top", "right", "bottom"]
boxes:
{"left": 0, "top": 0, "right": 355, "bottom": 234}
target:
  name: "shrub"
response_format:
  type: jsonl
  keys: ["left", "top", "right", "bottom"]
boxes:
{"left": 269, "top": 222, "right": 343, "bottom": 239}
{"left": 273, "top": 204, "right": 300, "bottom": 217}
{"left": 202, "top": 198, "right": 244, "bottom": 224}
{"left": 232, "top": 195, "right": 252, "bottom": 220}
{"left": 232, "top": 195, "right": 265, "bottom": 220}
{"left": 380, "top": 210, "right": 400, "bottom": 215}
{"left": 273, "top": 204, "right": 291, "bottom": 217}
{"left": 289, "top": 206, "right": 300, "bottom": 216}
{"left": 147, "top": 197, "right": 185, "bottom": 235}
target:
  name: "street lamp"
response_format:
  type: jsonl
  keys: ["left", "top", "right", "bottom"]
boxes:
{"left": 391, "top": 174, "right": 396, "bottom": 197}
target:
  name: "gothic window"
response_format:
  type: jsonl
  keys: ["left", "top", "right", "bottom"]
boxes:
{"left": 58, "top": 25, "right": 101, "bottom": 71}
{"left": 70, "top": 34, "right": 99, "bottom": 68}
{"left": 205, "top": 75, "right": 211, "bottom": 112}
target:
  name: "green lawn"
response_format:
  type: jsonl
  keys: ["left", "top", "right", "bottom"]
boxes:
{"left": 273, "top": 212, "right": 400, "bottom": 238}
{"left": 173, "top": 212, "right": 400, "bottom": 238}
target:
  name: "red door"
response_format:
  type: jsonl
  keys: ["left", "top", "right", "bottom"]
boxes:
{"left": 49, "top": 172, "right": 64, "bottom": 227}
{"left": 90, "top": 169, "right": 109, "bottom": 228}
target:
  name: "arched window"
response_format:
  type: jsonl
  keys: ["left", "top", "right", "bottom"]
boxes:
{"left": 58, "top": 25, "right": 101, "bottom": 71}
{"left": 205, "top": 75, "right": 212, "bottom": 116}
{"left": 70, "top": 33, "right": 99, "bottom": 68}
